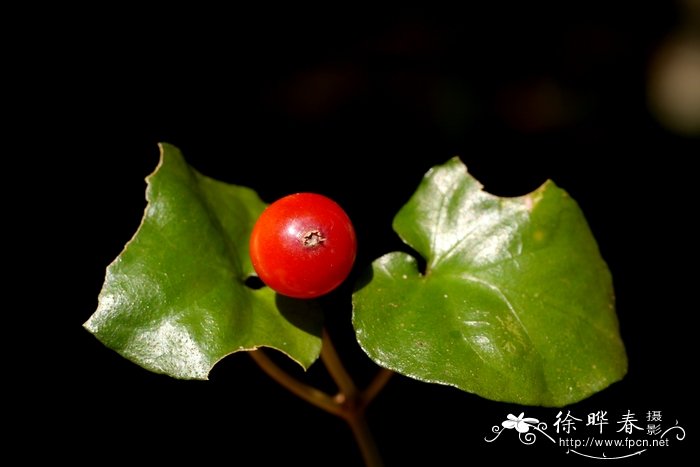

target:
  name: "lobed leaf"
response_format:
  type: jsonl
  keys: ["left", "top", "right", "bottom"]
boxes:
{"left": 84, "top": 144, "right": 322, "bottom": 379}
{"left": 353, "top": 158, "right": 626, "bottom": 406}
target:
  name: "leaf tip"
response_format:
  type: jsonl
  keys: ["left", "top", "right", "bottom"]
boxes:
{"left": 157, "top": 141, "right": 177, "bottom": 155}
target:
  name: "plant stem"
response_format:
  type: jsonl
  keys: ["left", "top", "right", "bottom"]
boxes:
{"left": 361, "top": 368, "right": 393, "bottom": 407}
{"left": 249, "top": 329, "right": 391, "bottom": 467}
{"left": 319, "top": 328, "right": 384, "bottom": 467}
{"left": 342, "top": 409, "right": 385, "bottom": 467}
{"left": 249, "top": 349, "right": 342, "bottom": 417}
{"left": 320, "top": 328, "right": 358, "bottom": 398}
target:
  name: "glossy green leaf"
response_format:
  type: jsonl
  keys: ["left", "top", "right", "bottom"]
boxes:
{"left": 84, "top": 143, "right": 322, "bottom": 379}
{"left": 353, "top": 158, "right": 626, "bottom": 406}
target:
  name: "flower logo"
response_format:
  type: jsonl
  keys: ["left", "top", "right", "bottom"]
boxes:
{"left": 502, "top": 413, "right": 540, "bottom": 433}
{"left": 486, "top": 412, "right": 554, "bottom": 445}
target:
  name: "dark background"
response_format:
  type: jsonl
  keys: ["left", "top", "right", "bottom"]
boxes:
{"left": 41, "top": 3, "right": 697, "bottom": 464}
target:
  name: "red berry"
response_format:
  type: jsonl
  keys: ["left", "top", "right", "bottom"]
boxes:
{"left": 249, "top": 193, "right": 357, "bottom": 298}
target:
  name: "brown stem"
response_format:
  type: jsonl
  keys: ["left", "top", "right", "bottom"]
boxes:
{"left": 342, "top": 410, "right": 385, "bottom": 467}
{"left": 320, "top": 328, "right": 358, "bottom": 398}
{"left": 249, "top": 330, "right": 389, "bottom": 467}
{"left": 320, "top": 328, "right": 384, "bottom": 467}
{"left": 361, "top": 368, "right": 394, "bottom": 408}
{"left": 249, "top": 349, "right": 342, "bottom": 417}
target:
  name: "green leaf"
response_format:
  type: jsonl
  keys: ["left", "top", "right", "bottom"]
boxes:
{"left": 84, "top": 143, "right": 322, "bottom": 379}
{"left": 353, "top": 158, "right": 626, "bottom": 406}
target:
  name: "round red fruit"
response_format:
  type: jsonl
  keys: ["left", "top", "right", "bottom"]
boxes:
{"left": 249, "top": 193, "right": 357, "bottom": 298}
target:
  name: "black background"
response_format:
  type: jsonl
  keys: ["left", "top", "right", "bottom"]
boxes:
{"left": 39, "top": 3, "right": 696, "bottom": 464}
